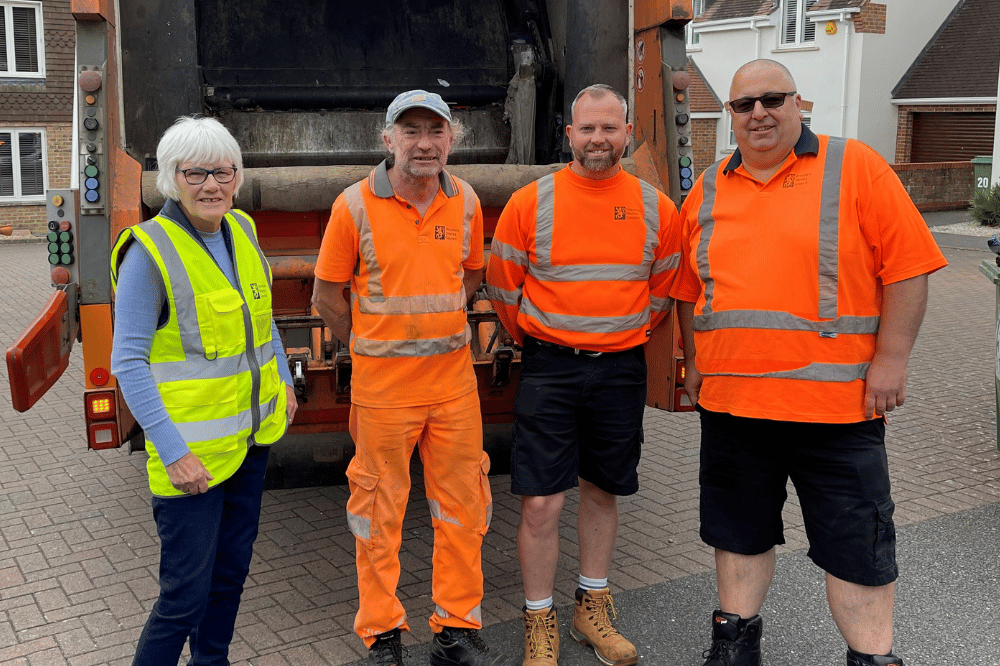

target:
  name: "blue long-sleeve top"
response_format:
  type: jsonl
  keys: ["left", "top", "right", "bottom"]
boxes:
{"left": 110, "top": 199, "right": 294, "bottom": 467}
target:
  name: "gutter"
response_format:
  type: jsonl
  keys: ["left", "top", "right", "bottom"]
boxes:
{"left": 892, "top": 97, "right": 998, "bottom": 105}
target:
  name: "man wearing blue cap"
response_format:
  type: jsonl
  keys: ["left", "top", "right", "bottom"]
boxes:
{"left": 313, "top": 90, "right": 508, "bottom": 666}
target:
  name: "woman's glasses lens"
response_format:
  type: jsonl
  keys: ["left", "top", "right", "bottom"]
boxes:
{"left": 180, "top": 167, "right": 237, "bottom": 185}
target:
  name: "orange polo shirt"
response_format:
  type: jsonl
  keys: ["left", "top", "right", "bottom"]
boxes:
{"left": 315, "top": 161, "right": 484, "bottom": 408}
{"left": 671, "top": 128, "right": 947, "bottom": 423}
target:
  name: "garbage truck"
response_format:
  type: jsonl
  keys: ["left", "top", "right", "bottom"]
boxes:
{"left": 7, "top": 0, "right": 695, "bottom": 484}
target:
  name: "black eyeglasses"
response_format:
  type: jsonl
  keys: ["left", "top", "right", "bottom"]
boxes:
{"left": 726, "top": 91, "right": 796, "bottom": 114}
{"left": 176, "top": 166, "right": 238, "bottom": 185}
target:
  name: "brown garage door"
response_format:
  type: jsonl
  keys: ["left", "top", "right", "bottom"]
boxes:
{"left": 910, "top": 111, "right": 996, "bottom": 163}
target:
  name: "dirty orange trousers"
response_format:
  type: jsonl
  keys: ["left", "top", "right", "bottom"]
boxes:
{"left": 346, "top": 389, "right": 492, "bottom": 647}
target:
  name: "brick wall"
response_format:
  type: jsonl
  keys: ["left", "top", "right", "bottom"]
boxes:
{"left": 0, "top": 122, "right": 73, "bottom": 233}
{"left": 853, "top": 3, "right": 886, "bottom": 34}
{"left": 891, "top": 161, "right": 973, "bottom": 212}
{"left": 895, "top": 104, "right": 998, "bottom": 163}
{"left": 691, "top": 117, "right": 719, "bottom": 178}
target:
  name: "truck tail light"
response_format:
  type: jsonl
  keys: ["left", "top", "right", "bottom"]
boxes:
{"left": 84, "top": 390, "right": 121, "bottom": 450}
{"left": 675, "top": 358, "right": 686, "bottom": 385}
{"left": 86, "top": 391, "right": 115, "bottom": 420}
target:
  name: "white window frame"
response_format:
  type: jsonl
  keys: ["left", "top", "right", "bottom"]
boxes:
{"left": 687, "top": 0, "right": 705, "bottom": 48}
{"left": 0, "top": 1, "right": 45, "bottom": 79}
{"left": 0, "top": 128, "right": 48, "bottom": 202}
{"left": 780, "top": 0, "right": 818, "bottom": 47}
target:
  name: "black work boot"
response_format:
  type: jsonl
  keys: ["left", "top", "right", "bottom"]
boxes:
{"left": 369, "top": 628, "right": 404, "bottom": 666}
{"left": 846, "top": 648, "right": 905, "bottom": 666}
{"left": 701, "top": 610, "right": 762, "bottom": 666}
{"left": 429, "top": 627, "right": 511, "bottom": 666}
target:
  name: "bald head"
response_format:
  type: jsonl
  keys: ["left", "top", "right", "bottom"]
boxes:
{"left": 729, "top": 59, "right": 797, "bottom": 101}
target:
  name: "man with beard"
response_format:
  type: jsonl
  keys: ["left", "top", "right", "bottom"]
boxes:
{"left": 486, "top": 84, "right": 681, "bottom": 666}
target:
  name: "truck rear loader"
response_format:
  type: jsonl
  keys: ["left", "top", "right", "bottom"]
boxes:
{"left": 7, "top": 0, "right": 695, "bottom": 486}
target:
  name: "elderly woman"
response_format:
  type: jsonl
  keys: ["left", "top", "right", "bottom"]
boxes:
{"left": 110, "top": 116, "right": 297, "bottom": 666}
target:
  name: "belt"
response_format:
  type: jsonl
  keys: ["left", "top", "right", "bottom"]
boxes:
{"left": 525, "top": 335, "right": 614, "bottom": 357}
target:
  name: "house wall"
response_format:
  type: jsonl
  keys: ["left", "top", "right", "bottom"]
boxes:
{"left": 853, "top": 0, "right": 962, "bottom": 160}
{"left": 0, "top": 0, "right": 75, "bottom": 234}
{"left": 891, "top": 161, "right": 973, "bottom": 211}
{"left": 690, "top": 0, "right": 961, "bottom": 164}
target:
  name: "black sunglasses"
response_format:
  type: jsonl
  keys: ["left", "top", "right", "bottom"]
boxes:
{"left": 727, "top": 91, "right": 796, "bottom": 114}
{"left": 176, "top": 166, "right": 238, "bottom": 185}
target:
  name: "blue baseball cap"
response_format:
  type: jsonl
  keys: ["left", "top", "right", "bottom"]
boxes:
{"left": 385, "top": 90, "right": 453, "bottom": 125}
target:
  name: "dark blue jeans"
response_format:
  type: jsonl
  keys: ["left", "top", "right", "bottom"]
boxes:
{"left": 133, "top": 445, "right": 270, "bottom": 666}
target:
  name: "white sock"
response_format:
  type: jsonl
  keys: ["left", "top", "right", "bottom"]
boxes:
{"left": 525, "top": 596, "right": 554, "bottom": 612}
{"left": 578, "top": 575, "right": 608, "bottom": 591}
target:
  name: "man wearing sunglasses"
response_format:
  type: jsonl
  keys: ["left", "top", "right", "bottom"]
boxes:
{"left": 670, "top": 59, "right": 947, "bottom": 666}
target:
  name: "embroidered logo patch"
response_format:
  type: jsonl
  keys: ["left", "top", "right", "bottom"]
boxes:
{"left": 614, "top": 206, "right": 627, "bottom": 220}
{"left": 250, "top": 284, "right": 261, "bottom": 299}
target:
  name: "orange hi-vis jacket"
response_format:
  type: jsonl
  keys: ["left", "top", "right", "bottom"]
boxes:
{"left": 670, "top": 128, "right": 947, "bottom": 423}
{"left": 486, "top": 165, "right": 681, "bottom": 352}
{"left": 315, "top": 161, "right": 484, "bottom": 408}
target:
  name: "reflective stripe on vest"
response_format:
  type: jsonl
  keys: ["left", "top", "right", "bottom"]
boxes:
{"left": 527, "top": 173, "right": 665, "bottom": 332}
{"left": 694, "top": 137, "right": 877, "bottom": 383}
{"left": 343, "top": 177, "right": 474, "bottom": 357}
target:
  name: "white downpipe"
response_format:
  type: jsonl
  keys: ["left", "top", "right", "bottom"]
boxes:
{"left": 839, "top": 15, "right": 852, "bottom": 137}
{"left": 749, "top": 18, "right": 762, "bottom": 58}
{"left": 993, "top": 55, "right": 1000, "bottom": 185}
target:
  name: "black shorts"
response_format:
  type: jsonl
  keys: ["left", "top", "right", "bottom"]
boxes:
{"left": 510, "top": 337, "right": 646, "bottom": 497}
{"left": 698, "top": 406, "right": 898, "bottom": 587}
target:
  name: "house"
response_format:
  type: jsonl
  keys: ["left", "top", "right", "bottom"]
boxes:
{"left": 686, "top": 0, "right": 964, "bottom": 171}
{"left": 0, "top": 0, "right": 74, "bottom": 234}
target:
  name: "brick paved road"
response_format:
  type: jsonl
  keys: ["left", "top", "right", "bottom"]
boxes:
{"left": 1, "top": 239, "right": 997, "bottom": 665}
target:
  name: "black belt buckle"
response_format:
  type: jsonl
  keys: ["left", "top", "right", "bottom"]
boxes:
{"left": 574, "top": 347, "right": 602, "bottom": 357}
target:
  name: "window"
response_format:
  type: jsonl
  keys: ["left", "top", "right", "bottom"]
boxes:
{"left": 0, "top": 2, "right": 44, "bottom": 77}
{"left": 687, "top": 0, "right": 705, "bottom": 47}
{"left": 781, "top": 0, "right": 817, "bottom": 46}
{"left": 0, "top": 129, "right": 46, "bottom": 200}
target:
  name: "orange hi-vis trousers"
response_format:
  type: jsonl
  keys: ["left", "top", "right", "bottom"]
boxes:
{"left": 346, "top": 389, "right": 492, "bottom": 647}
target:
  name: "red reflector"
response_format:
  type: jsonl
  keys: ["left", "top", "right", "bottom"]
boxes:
{"left": 88, "top": 422, "right": 119, "bottom": 450}
{"left": 86, "top": 391, "right": 116, "bottom": 420}
{"left": 674, "top": 386, "right": 695, "bottom": 412}
{"left": 90, "top": 368, "right": 110, "bottom": 386}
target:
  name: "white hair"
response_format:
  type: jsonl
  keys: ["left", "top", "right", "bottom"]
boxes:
{"left": 155, "top": 116, "right": 244, "bottom": 201}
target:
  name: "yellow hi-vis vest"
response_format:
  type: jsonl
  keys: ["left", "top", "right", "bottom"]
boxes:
{"left": 110, "top": 209, "right": 287, "bottom": 496}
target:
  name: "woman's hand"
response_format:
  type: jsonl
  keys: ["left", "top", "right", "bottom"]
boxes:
{"left": 286, "top": 384, "right": 299, "bottom": 423}
{"left": 165, "top": 452, "right": 214, "bottom": 495}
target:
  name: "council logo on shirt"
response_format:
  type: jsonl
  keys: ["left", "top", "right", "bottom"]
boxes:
{"left": 434, "top": 226, "right": 458, "bottom": 241}
{"left": 614, "top": 207, "right": 627, "bottom": 220}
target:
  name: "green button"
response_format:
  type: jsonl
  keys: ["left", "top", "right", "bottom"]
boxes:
{"left": 48, "top": 243, "right": 59, "bottom": 253}
{"left": 60, "top": 242, "right": 72, "bottom": 253}
{"left": 60, "top": 254, "right": 73, "bottom": 265}
{"left": 679, "top": 155, "right": 692, "bottom": 167}
{"left": 59, "top": 231, "right": 72, "bottom": 242}
{"left": 84, "top": 165, "right": 99, "bottom": 178}
{"left": 49, "top": 253, "right": 61, "bottom": 265}
{"left": 47, "top": 231, "right": 59, "bottom": 242}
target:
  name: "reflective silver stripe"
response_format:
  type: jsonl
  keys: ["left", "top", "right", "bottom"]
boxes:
{"left": 347, "top": 511, "right": 371, "bottom": 540}
{"left": 490, "top": 237, "right": 528, "bottom": 267}
{"left": 140, "top": 220, "right": 205, "bottom": 356}
{"left": 352, "top": 328, "right": 472, "bottom": 357}
{"left": 818, "top": 137, "right": 846, "bottom": 319}
{"left": 485, "top": 501, "right": 492, "bottom": 528}
{"left": 428, "top": 499, "right": 465, "bottom": 527}
{"left": 173, "top": 394, "right": 278, "bottom": 442}
{"left": 650, "top": 295, "right": 675, "bottom": 314}
{"left": 485, "top": 284, "right": 521, "bottom": 306}
{"left": 346, "top": 183, "right": 386, "bottom": 302}
{"left": 148, "top": 339, "right": 271, "bottom": 383}
{"left": 353, "top": 291, "right": 465, "bottom": 315}
{"left": 694, "top": 310, "right": 880, "bottom": 335}
{"left": 696, "top": 162, "right": 721, "bottom": 316}
{"left": 534, "top": 175, "right": 557, "bottom": 268}
{"left": 229, "top": 210, "right": 272, "bottom": 288}
{"left": 531, "top": 262, "right": 650, "bottom": 282}
{"left": 702, "top": 361, "right": 869, "bottom": 382}
{"left": 640, "top": 179, "right": 660, "bottom": 267}
{"left": 521, "top": 294, "right": 650, "bottom": 334}
{"left": 651, "top": 252, "right": 680, "bottom": 276}
{"left": 433, "top": 604, "right": 483, "bottom": 625}
{"left": 459, "top": 178, "right": 475, "bottom": 263}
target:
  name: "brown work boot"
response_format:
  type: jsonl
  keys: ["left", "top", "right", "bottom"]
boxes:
{"left": 570, "top": 587, "right": 637, "bottom": 666}
{"left": 522, "top": 606, "right": 559, "bottom": 665}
